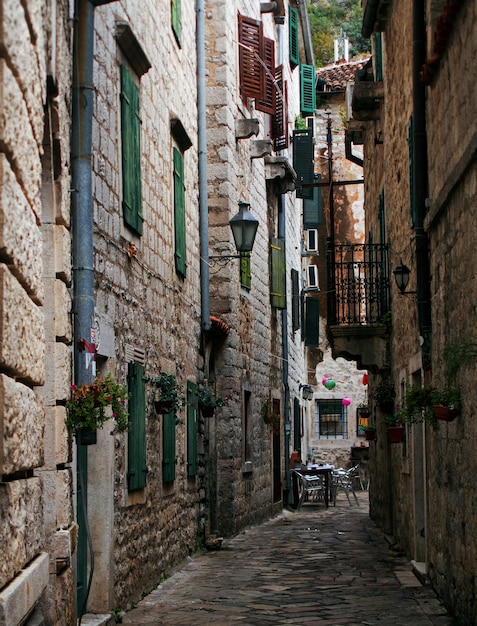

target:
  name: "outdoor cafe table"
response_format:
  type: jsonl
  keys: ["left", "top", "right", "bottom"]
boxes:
{"left": 292, "top": 465, "right": 334, "bottom": 509}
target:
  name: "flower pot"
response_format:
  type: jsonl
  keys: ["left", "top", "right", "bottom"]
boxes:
{"left": 200, "top": 405, "right": 215, "bottom": 418}
{"left": 433, "top": 404, "right": 459, "bottom": 422}
{"left": 387, "top": 425, "right": 404, "bottom": 443}
{"left": 154, "top": 400, "right": 174, "bottom": 414}
{"left": 77, "top": 427, "right": 97, "bottom": 446}
{"left": 360, "top": 410, "right": 371, "bottom": 419}
{"left": 364, "top": 428, "right": 377, "bottom": 441}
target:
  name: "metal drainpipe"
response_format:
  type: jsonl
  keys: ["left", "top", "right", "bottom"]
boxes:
{"left": 412, "top": 0, "right": 432, "bottom": 370}
{"left": 71, "top": 0, "right": 97, "bottom": 387}
{"left": 197, "top": 0, "right": 211, "bottom": 331}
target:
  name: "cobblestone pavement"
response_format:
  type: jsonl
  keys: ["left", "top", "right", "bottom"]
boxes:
{"left": 121, "top": 491, "right": 453, "bottom": 625}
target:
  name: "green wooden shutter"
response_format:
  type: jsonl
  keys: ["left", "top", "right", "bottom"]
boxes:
{"left": 300, "top": 64, "right": 316, "bottom": 115}
{"left": 171, "top": 0, "right": 182, "bottom": 47}
{"left": 303, "top": 174, "right": 323, "bottom": 229}
{"left": 373, "top": 32, "right": 383, "bottom": 81}
{"left": 293, "top": 396, "right": 301, "bottom": 452}
{"left": 291, "top": 268, "right": 300, "bottom": 332}
{"left": 305, "top": 296, "right": 320, "bottom": 347}
{"left": 162, "top": 409, "right": 176, "bottom": 482}
{"left": 120, "top": 65, "right": 143, "bottom": 235}
{"left": 240, "top": 252, "right": 251, "bottom": 289}
{"left": 408, "top": 115, "right": 415, "bottom": 228}
{"left": 187, "top": 382, "right": 198, "bottom": 477}
{"left": 173, "top": 147, "right": 187, "bottom": 277}
{"left": 293, "top": 128, "right": 314, "bottom": 199}
{"left": 270, "top": 237, "right": 286, "bottom": 309}
{"left": 289, "top": 6, "right": 299, "bottom": 66}
{"left": 127, "top": 362, "right": 147, "bottom": 491}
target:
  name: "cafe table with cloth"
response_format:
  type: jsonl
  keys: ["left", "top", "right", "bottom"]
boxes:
{"left": 292, "top": 464, "right": 334, "bottom": 509}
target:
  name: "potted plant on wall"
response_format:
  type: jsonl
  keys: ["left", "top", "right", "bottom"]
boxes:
{"left": 363, "top": 425, "right": 377, "bottom": 441}
{"left": 153, "top": 372, "right": 185, "bottom": 414}
{"left": 431, "top": 387, "right": 461, "bottom": 421}
{"left": 66, "top": 374, "right": 130, "bottom": 445}
{"left": 198, "top": 385, "right": 227, "bottom": 417}
{"left": 385, "top": 414, "right": 405, "bottom": 443}
{"left": 372, "top": 378, "right": 396, "bottom": 414}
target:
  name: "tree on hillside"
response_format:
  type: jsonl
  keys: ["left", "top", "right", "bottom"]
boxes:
{"left": 308, "top": 0, "right": 370, "bottom": 67}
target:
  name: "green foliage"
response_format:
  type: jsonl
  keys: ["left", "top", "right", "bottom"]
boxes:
{"left": 308, "top": 0, "right": 370, "bottom": 67}
{"left": 153, "top": 372, "right": 185, "bottom": 413}
{"left": 197, "top": 385, "right": 227, "bottom": 409}
{"left": 66, "top": 374, "right": 130, "bottom": 433}
{"left": 372, "top": 378, "right": 395, "bottom": 405}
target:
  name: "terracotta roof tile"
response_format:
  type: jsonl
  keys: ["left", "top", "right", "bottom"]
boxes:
{"left": 316, "top": 57, "right": 371, "bottom": 91}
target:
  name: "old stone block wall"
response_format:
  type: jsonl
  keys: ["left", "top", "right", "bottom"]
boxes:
{"left": 0, "top": 1, "right": 74, "bottom": 624}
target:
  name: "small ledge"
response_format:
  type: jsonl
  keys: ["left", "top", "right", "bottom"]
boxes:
{"left": 264, "top": 156, "right": 296, "bottom": 192}
{"left": 251, "top": 139, "right": 273, "bottom": 159}
{"left": 242, "top": 461, "right": 253, "bottom": 473}
{"left": 235, "top": 118, "right": 259, "bottom": 139}
{"left": 115, "top": 22, "right": 151, "bottom": 77}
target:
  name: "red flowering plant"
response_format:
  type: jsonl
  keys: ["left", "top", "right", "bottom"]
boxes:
{"left": 66, "top": 373, "right": 130, "bottom": 433}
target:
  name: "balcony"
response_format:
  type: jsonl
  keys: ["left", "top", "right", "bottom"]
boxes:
{"left": 326, "top": 242, "right": 390, "bottom": 372}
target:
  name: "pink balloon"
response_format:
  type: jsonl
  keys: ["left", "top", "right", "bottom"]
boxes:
{"left": 342, "top": 396, "right": 351, "bottom": 406}
{"left": 321, "top": 377, "right": 329, "bottom": 386}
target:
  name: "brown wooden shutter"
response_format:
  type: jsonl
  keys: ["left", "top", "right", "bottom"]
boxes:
{"left": 238, "top": 13, "right": 264, "bottom": 100}
{"left": 256, "top": 37, "right": 276, "bottom": 114}
{"left": 271, "top": 66, "right": 288, "bottom": 150}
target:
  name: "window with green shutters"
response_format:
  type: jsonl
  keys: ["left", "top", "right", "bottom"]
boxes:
{"left": 291, "top": 268, "right": 300, "bottom": 332}
{"left": 171, "top": 0, "right": 181, "bottom": 47}
{"left": 300, "top": 64, "right": 316, "bottom": 115}
{"left": 127, "top": 362, "right": 147, "bottom": 492}
{"left": 373, "top": 32, "right": 383, "bottom": 82}
{"left": 162, "top": 408, "right": 176, "bottom": 482}
{"left": 120, "top": 65, "right": 143, "bottom": 235}
{"left": 186, "top": 382, "right": 197, "bottom": 477}
{"left": 270, "top": 237, "right": 286, "bottom": 309}
{"left": 289, "top": 6, "right": 299, "bottom": 67}
{"left": 173, "top": 147, "right": 187, "bottom": 278}
{"left": 293, "top": 128, "right": 314, "bottom": 200}
{"left": 240, "top": 252, "right": 251, "bottom": 289}
{"left": 305, "top": 296, "right": 320, "bottom": 347}
{"left": 293, "top": 397, "right": 301, "bottom": 453}
{"left": 303, "top": 174, "right": 323, "bottom": 229}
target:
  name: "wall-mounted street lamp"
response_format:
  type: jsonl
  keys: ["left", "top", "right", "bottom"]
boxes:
{"left": 209, "top": 201, "right": 259, "bottom": 262}
{"left": 393, "top": 259, "right": 417, "bottom": 299}
{"left": 300, "top": 384, "right": 314, "bottom": 401}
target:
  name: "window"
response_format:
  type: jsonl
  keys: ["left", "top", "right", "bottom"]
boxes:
{"left": 373, "top": 32, "right": 383, "bottom": 81}
{"left": 315, "top": 400, "right": 348, "bottom": 439}
{"left": 171, "top": 0, "right": 182, "bottom": 46}
{"left": 238, "top": 13, "right": 265, "bottom": 100}
{"left": 120, "top": 64, "right": 143, "bottom": 235}
{"left": 270, "top": 237, "right": 286, "bottom": 309}
{"left": 303, "top": 174, "right": 322, "bottom": 229}
{"left": 127, "top": 362, "right": 147, "bottom": 491}
{"left": 256, "top": 38, "right": 276, "bottom": 115}
{"left": 300, "top": 64, "right": 316, "bottom": 115}
{"left": 163, "top": 408, "right": 176, "bottom": 482}
{"left": 186, "top": 382, "right": 197, "bottom": 477}
{"left": 291, "top": 268, "right": 300, "bottom": 332}
{"left": 173, "top": 147, "right": 187, "bottom": 277}
{"left": 304, "top": 296, "right": 319, "bottom": 347}
{"left": 408, "top": 116, "right": 415, "bottom": 228}
{"left": 289, "top": 6, "right": 299, "bottom": 67}
{"left": 271, "top": 66, "right": 288, "bottom": 150}
{"left": 293, "top": 128, "right": 314, "bottom": 200}
{"left": 293, "top": 397, "right": 301, "bottom": 453}
{"left": 243, "top": 389, "right": 252, "bottom": 462}
{"left": 240, "top": 252, "right": 251, "bottom": 289}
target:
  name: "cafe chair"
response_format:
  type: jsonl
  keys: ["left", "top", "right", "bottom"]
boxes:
{"left": 293, "top": 470, "right": 325, "bottom": 510}
{"left": 330, "top": 466, "right": 360, "bottom": 507}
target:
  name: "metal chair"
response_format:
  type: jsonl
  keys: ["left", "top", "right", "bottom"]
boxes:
{"left": 331, "top": 466, "right": 360, "bottom": 506}
{"left": 293, "top": 470, "right": 325, "bottom": 510}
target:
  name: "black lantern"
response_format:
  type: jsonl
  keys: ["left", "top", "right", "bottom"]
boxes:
{"left": 229, "top": 201, "right": 259, "bottom": 253}
{"left": 393, "top": 259, "right": 411, "bottom": 294}
{"left": 300, "top": 384, "right": 314, "bottom": 401}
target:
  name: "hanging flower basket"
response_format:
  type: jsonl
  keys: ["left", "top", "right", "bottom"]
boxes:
{"left": 154, "top": 399, "right": 174, "bottom": 414}
{"left": 433, "top": 404, "right": 459, "bottom": 422}
{"left": 152, "top": 372, "right": 185, "bottom": 414}
{"left": 387, "top": 425, "right": 405, "bottom": 443}
{"left": 77, "top": 426, "right": 98, "bottom": 446}
{"left": 198, "top": 384, "right": 227, "bottom": 418}
{"left": 364, "top": 427, "right": 377, "bottom": 441}
{"left": 200, "top": 405, "right": 215, "bottom": 418}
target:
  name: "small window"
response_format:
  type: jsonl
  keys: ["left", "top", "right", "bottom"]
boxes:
{"left": 270, "top": 237, "right": 286, "bottom": 309}
{"left": 304, "top": 296, "right": 319, "bottom": 347}
{"left": 173, "top": 147, "right": 187, "bottom": 278}
{"left": 127, "top": 362, "right": 147, "bottom": 491}
{"left": 187, "top": 382, "right": 198, "bottom": 477}
{"left": 289, "top": 6, "right": 299, "bottom": 67}
{"left": 315, "top": 400, "right": 348, "bottom": 439}
{"left": 163, "top": 408, "right": 176, "bottom": 482}
{"left": 291, "top": 268, "right": 300, "bottom": 332}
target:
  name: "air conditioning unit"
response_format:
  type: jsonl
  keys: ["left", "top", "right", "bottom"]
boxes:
{"left": 305, "top": 229, "right": 319, "bottom": 253}
{"left": 306, "top": 265, "right": 319, "bottom": 289}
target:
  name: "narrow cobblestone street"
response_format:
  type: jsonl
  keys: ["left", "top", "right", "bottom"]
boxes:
{"left": 120, "top": 492, "right": 453, "bottom": 625}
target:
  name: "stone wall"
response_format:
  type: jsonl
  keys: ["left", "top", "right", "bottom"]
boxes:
{"left": 0, "top": 1, "right": 75, "bottom": 624}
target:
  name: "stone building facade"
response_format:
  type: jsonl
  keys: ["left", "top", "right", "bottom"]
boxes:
{"left": 339, "top": 0, "right": 477, "bottom": 622}
{"left": 0, "top": 1, "right": 75, "bottom": 625}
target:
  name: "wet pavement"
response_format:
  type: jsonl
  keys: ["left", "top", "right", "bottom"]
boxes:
{"left": 121, "top": 491, "right": 453, "bottom": 625}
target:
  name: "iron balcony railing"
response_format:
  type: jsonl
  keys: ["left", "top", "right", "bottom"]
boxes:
{"left": 327, "top": 241, "right": 390, "bottom": 326}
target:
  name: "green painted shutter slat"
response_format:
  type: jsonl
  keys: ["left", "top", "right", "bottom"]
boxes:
{"left": 303, "top": 174, "right": 323, "bottom": 229}
{"left": 121, "top": 65, "right": 143, "bottom": 235}
{"left": 187, "top": 382, "right": 198, "bottom": 477}
{"left": 240, "top": 252, "right": 251, "bottom": 289}
{"left": 270, "top": 238, "right": 286, "bottom": 309}
{"left": 293, "top": 128, "right": 314, "bottom": 199}
{"left": 163, "top": 409, "right": 176, "bottom": 482}
{"left": 289, "top": 6, "right": 299, "bottom": 66}
{"left": 305, "top": 296, "right": 320, "bottom": 347}
{"left": 173, "top": 147, "right": 187, "bottom": 277}
{"left": 300, "top": 64, "right": 316, "bottom": 115}
{"left": 127, "top": 362, "right": 147, "bottom": 491}
{"left": 171, "top": 0, "right": 182, "bottom": 46}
